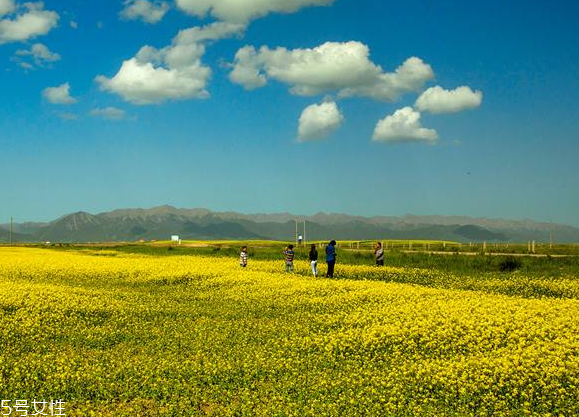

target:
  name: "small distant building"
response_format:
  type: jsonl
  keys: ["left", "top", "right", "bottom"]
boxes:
{"left": 171, "top": 235, "right": 180, "bottom": 242}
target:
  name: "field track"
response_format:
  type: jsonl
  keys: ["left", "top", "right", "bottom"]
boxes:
{"left": 401, "top": 250, "right": 578, "bottom": 258}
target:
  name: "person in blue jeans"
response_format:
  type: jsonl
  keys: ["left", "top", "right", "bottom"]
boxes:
{"left": 325, "top": 240, "right": 337, "bottom": 277}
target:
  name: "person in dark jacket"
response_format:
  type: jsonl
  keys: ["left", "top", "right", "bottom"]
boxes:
{"left": 309, "top": 244, "right": 318, "bottom": 277}
{"left": 325, "top": 240, "right": 337, "bottom": 277}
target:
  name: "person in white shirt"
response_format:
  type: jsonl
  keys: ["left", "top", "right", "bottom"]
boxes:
{"left": 375, "top": 242, "right": 384, "bottom": 266}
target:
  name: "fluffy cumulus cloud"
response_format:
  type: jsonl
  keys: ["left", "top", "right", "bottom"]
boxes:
{"left": 175, "top": 0, "right": 334, "bottom": 23}
{"left": 416, "top": 86, "right": 483, "bottom": 114}
{"left": 96, "top": 22, "right": 245, "bottom": 105}
{"left": 42, "top": 83, "right": 77, "bottom": 105}
{"left": 96, "top": 53, "right": 210, "bottom": 105}
{"left": 0, "top": 1, "right": 59, "bottom": 44}
{"left": 0, "top": 0, "right": 15, "bottom": 17}
{"left": 90, "top": 107, "right": 128, "bottom": 120}
{"left": 229, "top": 45, "right": 267, "bottom": 89}
{"left": 15, "top": 42, "right": 60, "bottom": 67}
{"left": 120, "top": 0, "right": 169, "bottom": 24}
{"left": 230, "top": 41, "right": 434, "bottom": 101}
{"left": 298, "top": 101, "right": 343, "bottom": 141}
{"left": 372, "top": 107, "right": 438, "bottom": 143}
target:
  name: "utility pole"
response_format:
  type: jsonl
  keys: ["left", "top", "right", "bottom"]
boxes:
{"left": 9, "top": 216, "right": 13, "bottom": 246}
{"left": 295, "top": 219, "right": 298, "bottom": 245}
{"left": 303, "top": 220, "right": 307, "bottom": 246}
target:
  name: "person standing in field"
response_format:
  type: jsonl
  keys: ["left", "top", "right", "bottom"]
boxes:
{"left": 375, "top": 242, "right": 384, "bottom": 266}
{"left": 239, "top": 246, "right": 248, "bottom": 268}
{"left": 309, "top": 244, "right": 318, "bottom": 277}
{"left": 283, "top": 245, "right": 295, "bottom": 273}
{"left": 325, "top": 240, "right": 337, "bottom": 278}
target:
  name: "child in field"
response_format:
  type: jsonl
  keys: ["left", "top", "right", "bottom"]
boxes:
{"left": 239, "top": 246, "right": 248, "bottom": 267}
{"left": 283, "top": 245, "right": 295, "bottom": 273}
{"left": 375, "top": 242, "right": 384, "bottom": 266}
{"left": 309, "top": 244, "right": 318, "bottom": 277}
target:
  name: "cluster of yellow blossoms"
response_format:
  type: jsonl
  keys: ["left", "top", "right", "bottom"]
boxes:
{"left": 0, "top": 247, "right": 578, "bottom": 416}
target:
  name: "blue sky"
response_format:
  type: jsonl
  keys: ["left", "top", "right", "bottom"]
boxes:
{"left": 1, "top": 0, "right": 578, "bottom": 226}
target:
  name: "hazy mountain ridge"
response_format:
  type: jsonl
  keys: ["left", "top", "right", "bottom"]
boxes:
{"left": 1, "top": 206, "right": 578, "bottom": 243}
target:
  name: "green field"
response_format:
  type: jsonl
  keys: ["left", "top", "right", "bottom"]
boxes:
{"left": 40, "top": 240, "right": 579, "bottom": 278}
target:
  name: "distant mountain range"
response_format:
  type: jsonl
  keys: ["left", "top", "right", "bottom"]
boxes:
{"left": 1, "top": 205, "right": 578, "bottom": 243}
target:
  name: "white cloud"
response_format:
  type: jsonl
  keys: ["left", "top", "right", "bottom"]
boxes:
{"left": 0, "top": 1, "right": 59, "bottom": 44}
{"left": 229, "top": 45, "right": 267, "bottom": 90}
{"left": 298, "top": 101, "right": 343, "bottom": 141}
{"left": 96, "top": 22, "right": 244, "bottom": 105}
{"left": 174, "top": 21, "right": 245, "bottom": 43}
{"left": 30, "top": 42, "right": 59, "bottom": 61}
{"left": 372, "top": 107, "right": 438, "bottom": 143}
{"left": 15, "top": 42, "right": 60, "bottom": 67}
{"left": 175, "top": 0, "right": 334, "bottom": 23}
{"left": 90, "top": 107, "right": 128, "bottom": 120}
{"left": 0, "top": 0, "right": 15, "bottom": 18}
{"left": 229, "top": 42, "right": 434, "bottom": 101}
{"left": 97, "top": 57, "right": 210, "bottom": 105}
{"left": 70, "top": 20, "right": 77, "bottom": 29}
{"left": 42, "top": 83, "right": 77, "bottom": 105}
{"left": 120, "top": 0, "right": 169, "bottom": 24}
{"left": 339, "top": 57, "right": 434, "bottom": 101}
{"left": 416, "top": 86, "right": 483, "bottom": 114}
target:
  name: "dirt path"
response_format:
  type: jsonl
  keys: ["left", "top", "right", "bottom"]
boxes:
{"left": 400, "top": 250, "right": 578, "bottom": 258}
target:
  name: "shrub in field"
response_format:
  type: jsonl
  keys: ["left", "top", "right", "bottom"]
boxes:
{"left": 499, "top": 256, "right": 522, "bottom": 272}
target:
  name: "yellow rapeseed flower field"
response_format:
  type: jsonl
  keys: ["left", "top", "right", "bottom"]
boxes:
{"left": 0, "top": 247, "right": 578, "bottom": 416}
